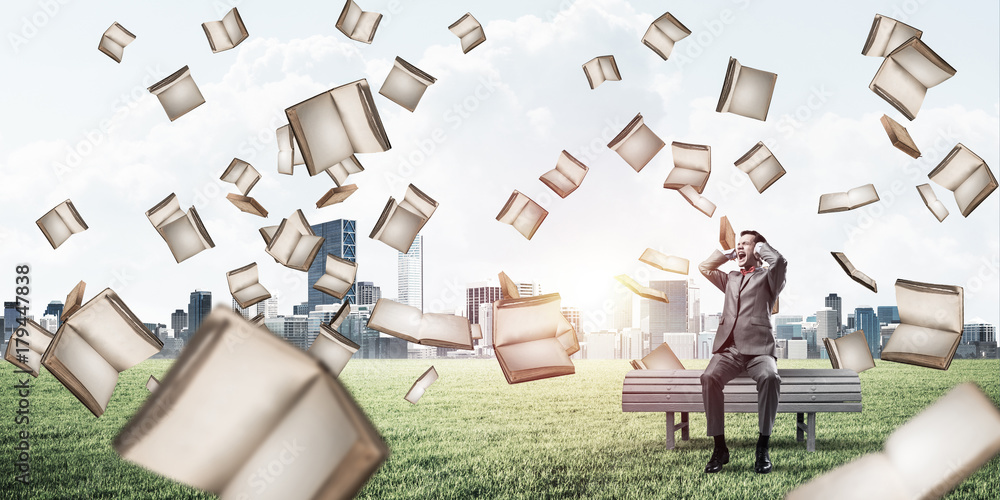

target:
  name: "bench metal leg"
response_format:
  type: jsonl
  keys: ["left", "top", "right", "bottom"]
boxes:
{"left": 807, "top": 412, "right": 816, "bottom": 452}
{"left": 680, "top": 412, "right": 690, "bottom": 441}
{"left": 665, "top": 412, "right": 675, "bottom": 449}
{"left": 796, "top": 412, "right": 805, "bottom": 442}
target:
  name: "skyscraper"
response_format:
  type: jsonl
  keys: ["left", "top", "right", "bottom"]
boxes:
{"left": 170, "top": 309, "right": 188, "bottom": 337}
{"left": 308, "top": 219, "right": 357, "bottom": 314}
{"left": 355, "top": 281, "right": 382, "bottom": 306}
{"left": 3, "top": 301, "right": 18, "bottom": 344}
{"left": 264, "top": 315, "right": 309, "bottom": 350}
{"left": 398, "top": 234, "right": 423, "bottom": 311}
{"left": 613, "top": 284, "right": 633, "bottom": 332}
{"left": 561, "top": 306, "right": 582, "bottom": 341}
{"left": 187, "top": 290, "right": 212, "bottom": 341}
{"left": 45, "top": 301, "right": 64, "bottom": 328}
{"left": 824, "top": 293, "right": 842, "bottom": 333}
{"left": 687, "top": 280, "right": 700, "bottom": 333}
{"left": 854, "top": 306, "right": 880, "bottom": 358}
{"left": 232, "top": 298, "right": 252, "bottom": 320}
{"left": 877, "top": 306, "right": 900, "bottom": 326}
{"left": 466, "top": 282, "right": 501, "bottom": 326}
{"left": 644, "top": 280, "right": 689, "bottom": 346}
{"left": 962, "top": 321, "right": 997, "bottom": 344}
{"left": 257, "top": 296, "right": 278, "bottom": 319}
{"left": 517, "top": 281, "right": 542, "bottom": 297}
{"left": 816, "top": 307, "right": 838, "bottom": 354}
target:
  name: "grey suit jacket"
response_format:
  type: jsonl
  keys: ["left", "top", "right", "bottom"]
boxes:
{"left": 699, "top": 242, "right": 787, "bottom": 357}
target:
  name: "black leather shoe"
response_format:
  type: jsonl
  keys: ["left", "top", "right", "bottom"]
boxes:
{"left": 704, "top": 448, "right": 730, "bottom": 473}
{"left": 754, "top": 446, "right": 772, "bottom": 474}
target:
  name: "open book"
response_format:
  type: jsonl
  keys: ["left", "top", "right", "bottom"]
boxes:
{"left": 824, "top": 330, "right": 875, "bottom": 373}
{"left": 630, "top": 342, "right": 685, "bottom": 370}
{"left": 639, "top": 249, "right": 688, "bottom": 275}
{"left": 677, "top": 184, "right": 717, "bottom": 217}
{"left": 41, "top": 288, "right": 162, "bottom": 417}
{"left": 404, "top": 366, "right": 438, "bottom": 404}
{"left": 221, "top": 158, "right": 268, "bottom": 217}
{"left": 318, "top": 185, "right": 359, "bottom": 208}
{"left": 310, "top": 318, "right": 359, "bottom": 377}
{"left": 720, "top": 216, "right": 736, "bottom": 250}
{"left": 326, "top": 155, "right": 364, "bottom": 187}
{"left": 471, "top": 324, "right": 483, "bottom": 340}
{"left": 862, "top": 14, "right": 922, "bottom": 57}
{"left": 37, "top": 199, "right": 88, "bottom": 249}
{"left": 582, "top": 55, "right": 621, "bottom": 89}
{"left": 539, "top": 150, "right": 589, "bottom": 198}
{"left": 916, "top": 183, "right": 949, "bottom": 222}
{"left": 498, "top": 271, "right": 520, "bottom": 299}
{"left": 831, "top": 252, "right": 877, "bottom": 293}
{"left": 4, "top": 318, "right": 54, "bottom": 377}
{"left": 367, "top": 299, "right": 473, "bottom": 350}
{"left": 379, "top": 57, "right": 437, "bottom": 112}
{"left": 336, "top": 0, "right": 382, "bottom": 44}
{"left": 227, "top": 263, "right": 271, "bottom": 309}
{"left": 313, "top": 254, "right": 358, "bottom": 300}
{"left": 493, "top": 293, "right": 578, "bottom": 384}
{"left": 716, "top": 57, "right": 777, "bottom": 121}
{"left": 734, "top": 141, "right": 785, "bottom": 193}
{"left": 259, "top": 225, "right": 278, "bottom": 247}
{"left": 285, "top": 79, "right": 390, "bottom": 177}
{"left": 275, "top": 124, "right": 304, "bottom": 175}
{"left": 614, "top": 275, "right": 668, "bottom": 303}
{"left": 148, "top": 66, "right": 206, "bottom": 122}
{"left": 880, "top": 115, "right": 920, "bottom": 158}
{"left": 881, "top": 279, "right": 963, "bottom": 370}
{"left": 98, "top": 22, "right": 135, "bottom": 63}
{"left": 496, "top": 190, "right": 547, "bottom": 240}
{"left": 818, "top": 184, "right": 879, "bottom": 213}
{"left": 146, "top": 193, "right": 215, "bottom": 263}
{"left": 785, "top": 382, "right": 1000, "bottom": 500}
{"left": 145, "top": 375, "right": 159, "bottom": 392}
{"left": 225, "top": 194, "right": 268, "bottom": 217}
{"left": 370, "top": 184, "right": 437, "bottom": 253}
{"left": 265, "top": 210, "right": 324, "bottom": 272}
{"left": 202, "top": 7, "right": 248, "bottom": 53}
{"left": 869, "top": 37, "right": 956, "bottom": 121}
{"left": 663, "top": 142, "right": 711, "bottom": 193}
{"left": 642, "top": 12, "right": 690, "bottom": 60}
{"left": 608, "top": 113, "right": 664, "bottom": 172}
{"left": 448, "top": 13, "right": 486, "bottom": 53}
{"left": 928, "top": 143, "right": 997, "bottom": 218}
{"left": 63, "top": 280, "right": 86, "bottom": 320}
{"left": 113, "top": 307, "right": 388, "bottom": 500}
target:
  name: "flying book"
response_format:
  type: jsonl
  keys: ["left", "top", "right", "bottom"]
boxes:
{"left": 677, "top": 184, "right": 717, "bottom": 217}
{"left": 404, "top": 366, "right": 438, "bottom": 404}
{"left": 614, "top": 275, "right": 668, "bottom": 303}
{"left": 928, "top": 143, "right": 997, "bottom": 217}
{"left": 37, "top": 199, "right": 88, "bottom": 249}
{"left": 285, "top": 79, "right": 390, "bottom": 177}
{"left": 4, "top": 318, "right": 54, "bottom": 377}
{"left": 492, "top": 293, "right": 578, "bottom": 384}
{"left": 265, "top": 209, "right": 324, "bottom": 272}
{"left": 582, "top": 55, "right": 621, "bottom": 89}
{"left": 869, "top": 37, "right": 956, "bottom": 121}
{"left": 818, "top": 184, "right": 880, "bottom": 213}
{"left": 379, "top": 57, "right": 437, "bottom": 112}
{"left": 539, "top": 150, "right": 589, "bottom": 198}
{"left": 831, "top": 252, "right": 877, "bottom": 293}
{"left": 916, "top": 183, "right": 949, "bottom": 222}
{"left": 225, "top": 194, "right": 268, "bottom": 217}
{"left": 275, "top": 124, "right": 304, "bottom": 175}
{"left": 326, "top": 155, "right": 364, "bottom": 187}
{"left": 148, "top": 66, "right": 205, "bottom": 122}
{"left": 880, "top": 115, "right": 921, "bottom": 158}
{"left": 471, "top": 324, "right": 483, "bottom": 340}
{"left": 258, "top": 225, "right": 278, "bottom": 246}
{"left": 370, "top": 184, "right": 437, "bottom": 253}
{"left": 98, "top": 22, "right": 135, "bottom": 63}
{"left": 862, "top": 14, "right": 922, "bottom": 57}
{"left": 823, "top": 330, "right": 875, "bottom": 373}
{"left": 448, "top": 13, "right": 486, "bottom": 53}
{"left": 663, "top": 142, "right": 711, "bottom": 193}
{"left": 720, "top": 216, "right": 736, "bottom": 250}
{"left": 367, "top": 299, "right": 473, "bottom": 350}
{"left": 221, "top": 158, "right": 267, "bottom": 217}
{"left": 41, "top": 288, "right": 162, "bottom": 417}
{"left": 734, "top": 141, "right": 786, "bottom": 193}
{"left": 785, "top": 382, "right": 1000, "bottom": 500}
{"left": 113, "top": 307, "right": 388, "bottom": 500}
{"left": 881, "top": 279, "right": 963, "bottom": 370}
{"left": 638, "top": 249, "right": 689, "bottom": 275}
{"left": 629, "top": 342, "right": 685, "bottom": 370}
{"left": 313, "top": 254, "right": 358, "bottom": 300}
{"left": 202, "top": 7, "right": 248, "bottom": 53}
{"left": 310, "top": 319, "right": 359, "bottom": 377}
{"left": 498, "top": 271, "right": 520, "bottom": 299}
{"left": 608, "top": 113, "right": 665, "bottom": 173}
{"left": 336, "top": 0, "right": 382, "bottom": 44}
{"left": 641, "top": 12, "right": 691, "bottom": 60}
{"left": 226, "top": 263, "right": 271, "bottom": 309}
{"left": 63, "top": 280, "right": 86, "bottom": 320}
{"left": 146, "top": 193, "right": 215, "bottom": 263}
{"left": 317, "top": 185, "right": 360, "bottom": 208}
{"left": 496, "top": 190, "right": 547, "bottom": 240}
{"left": 145, "top": 375, "right": 159, "bottom": 392}
{"left": 716, "top": 57, "right": 777, "bottom": 121}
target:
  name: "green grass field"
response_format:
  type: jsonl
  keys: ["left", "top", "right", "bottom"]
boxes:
{"left": 1, "top": 358, "right": 998, "bottom": 499}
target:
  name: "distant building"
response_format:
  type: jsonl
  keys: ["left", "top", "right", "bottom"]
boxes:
{"left": 854, "top": 307, "right": 879, "bottom": 358}
{"left": 45, "top": 301, "right": 64, "bottom": 329}
{"left": 687, "top": 280, "right": 700, "bottom": 334}
{"left": 466, "top": 282, "right": 501, "bottom": 326}
{"left": 816, "top": 307, "right": 838, "bottom": 349}
{"left": 293, "top": 302, "right": 310, "bottom": 315}
{"left": 39, "top": 314, "right": 59, "bottom": 333}
{"left": 355, "top": 281, "right": 382, "bottom": 306}
{"left": 264, "top": 315, "right": 309, "bottom": 351}
{"left": 561, "top": 306, "right": 582, "bottom": 341}
{"left": 787, "top": 339, "right": 808, "bottom": 359}
{"left": 703, "top": 313, "right": 722, "bottom": 333}
{"left": 880, "top": 324, "right": 898, "bottom": 353}
{"left": 698, "top": 333, "right": 716, "bottom": 359}
{"left": 3, "top": 302, "right": 18, "bottom": 344}
{"left": 478, "top": 303, "right": 494, "bottom": 356}
{"left": 664, "top": 332, "right": 697, "bottom": 360}
{"left": 308, "top": 219, "right": 357, "bottom": 314}
{"left": 585, "top": 331, "right": 617, "bottom": 359}
{"left": 613, "top": 284, "right": 633, "bottom": 332}
{"left": 620, "top": 328, "right": 643, "bottom": 360}
{"left": 258, "top": 297, "right": 278, "bottom": 319}
{"left": 187, "top": 290, "right": 212, "bottom": 341}
{"left": 397, "top": 235, "right": 423, "bottom": 311}
{"left": 774, "top": 315, "right": 803, "bottom": 327}
{"left": 962, "top": 321, "right": 997, "bottom": 345}
{"left": 825, "top": 293, "right": 843, "bottom": 333}
{"left": 518, "top": 281, "right": 542, "bottom": 298}
{"left": 877, "top": 306, "right": 900, "bottom": 326}
{"left": 171, "top": 309, "right": 188, "bottom": 337}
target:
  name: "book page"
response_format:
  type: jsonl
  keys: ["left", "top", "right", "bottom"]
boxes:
{"left": 227, "top": 264, "right": 259, "bottom": 293}
{"left": 203, "top": 22, "right": 235, "bottom": 51}
{"left": 461, "top": 27, "right": 485, "bottom": 52}
{"left": 654, "top": 13, "right": 689, "bottom": 41}
{"left": 663, "top": 168, "right": 710, "bottom": 191}
{"left": 511, "top": 198, "right": 546, "bottom": 240}
{"left": 872, "top": 57, "right": 926, "bottom": 118}
{"left": 160, "top": 214, "right": 208, "bottom": 263}
{"left": 151, "top": 70, "right": 205, "bottom": 121}
{"left": 289, "top": 235, "right": 323, "bottom": 269}
{"left": 747, "top": 157, "right": 784, "bottom": 193}
{"left": 882, "top": 324, "right": 960, "bottom": 358}
{"left": 373, "top": 202, "right": 425, "bottom": 253}
{"left": 50, "top": 324, "right": 119, "bottom": 413}
{"left": 367, "top": 299, "right": 422, "bottom": 340}
{"left": 233, "top": 283, "right": 269, "bottom": 305}
{"left": 146, "top": 193, "right": 184, "bottom": 228}
{"left": 890, "top": 40, "right": 954, "bottom": 88}
{"left": 540, "top": 170, "right": 576, "bottom": 197}
{"left": 324, "top": 255, "right": 357, "bottom": 284}
{"left": 400, "top": 184, "right": 438, "bottom": 218}
{"left": 288, "top": 91, "right": 352, "bottom": 176}
{"left": 310, "top": 329, "right": 357, "bottom": 377}
{"left": 418, "top": 314, "right": 472, "bottom": 349}
{"left": 727, "top": 65, "right": 775, "bottom": 121}
{"left": 641, "top": 342, "right": 685, "bottom": 370}
{"left": 331, "top": 81, "right": 386, "bottom": 153}
{"left": 642, "top": 27, "right": 674, "bottom": 59}
{"left": 929, "top": 145, "right": 982, "bottom": 190}
{"left": 222, "top": 9, "right": 246, "bottom": 46}
{"left": 953, "top": 164, "right": 997, "bottom": 216}
{"left": 831, "top": 330, "right": 875, "bottom": 373}
{"left": 69, "top": 291, "right": 159, "bottom": 372}
{"left": 353, "top": 11, "right": 381, "bottom": 42}
{"left": 267, "top": 221, "right": 303, "bottom": 265}
{"left": 314, "top": 274, "right": 349, "bottom": 298}
{"left": 671, "top": 143, "right": 710, "bottom": 172}
{"left": 495, "top": 337, "right": 572, "bottom": 373}
{"left": 37, "top": 209, "right": 72, "bottom": 248}
{"left": 338, "top": 1, "right": 361, "bottom": 35}
{"left": 449, "top": 13, "right": 479, "bottom": 36}
{"left": 380, "top": 61, "right": 433, "bottom": 112}
{"left": 582, "top": 58, "right": 606, "bottom": 88}
{"left": 598, "top": 57, "right": 618, "bottom": 80}
{"left": 895, "top": 280, "right": 963, "bottom": 334}
{"left": 555, "top": 151, "right": 588, "bottom": 184}
{"left": 613, "top": 123, "right": 664, "bottom": 172}
{"left": 404, "top": 366, "right": 438, "bottom": 404}
{"left": 818, "top": 192, "right": 851, "bottom": 212}
{"left": 496, "top": 192, "right": 528, "bottom": 224}
{"left": 493, "top": 294, "right": 563, "bottom": 346}
{"left": 639, "top": 249, "right": 688, "bottom": 275}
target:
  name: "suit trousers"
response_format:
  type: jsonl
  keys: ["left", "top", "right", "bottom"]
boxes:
{"left": 701, "top": 346, "right": 781, "bottom": 437}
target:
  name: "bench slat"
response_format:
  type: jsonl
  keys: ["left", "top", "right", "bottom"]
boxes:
{"left": 624, "top": 384, "right": 861, "bottom": 394}
{"left": 623, "top": 393, "right": 862, "bottom": 404}
{"left": 622, "top": 402, "right": 862, "bottom": 413}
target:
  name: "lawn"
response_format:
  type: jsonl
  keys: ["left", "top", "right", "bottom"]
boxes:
{"left": 1, "top": 358, "right": 998, "bottom": 499}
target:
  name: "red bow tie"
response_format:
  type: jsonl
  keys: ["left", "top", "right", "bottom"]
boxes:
{"left": 741, "top": 266, "right": 756, "bottom": 276}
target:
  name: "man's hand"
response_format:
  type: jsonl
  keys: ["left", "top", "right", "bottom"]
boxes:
{"left": 725, "top": 249, "right": 738, "bottom": 261}
{"left": 754, "top": 242, "right": 763, "bottom": 262}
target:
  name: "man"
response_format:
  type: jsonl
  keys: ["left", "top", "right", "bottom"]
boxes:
{"left": 698, "top": 230, "right": 787, "bottom": 474}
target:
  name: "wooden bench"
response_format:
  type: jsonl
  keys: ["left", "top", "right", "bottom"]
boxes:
{"left": 622, "top": 369, "right": 861, "bottom": 452}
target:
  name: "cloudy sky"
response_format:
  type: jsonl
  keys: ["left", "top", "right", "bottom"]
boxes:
{"left": 1, "top": 0, "right": 997, "bottom": 332}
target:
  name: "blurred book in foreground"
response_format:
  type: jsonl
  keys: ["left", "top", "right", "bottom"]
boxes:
{"left": 310, "top": 303, "right": 358, "bottom": 377}
{"left": 881, "top": 279, "right": 963, "bottom": 370}
{"left": 492, "top": 293, "right": 578, "bottom": 384}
